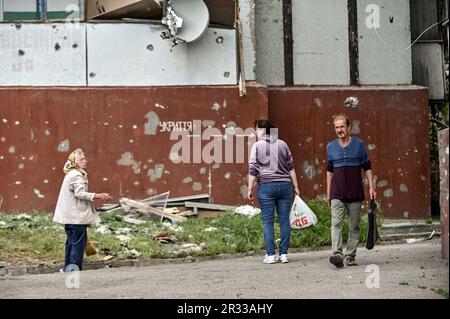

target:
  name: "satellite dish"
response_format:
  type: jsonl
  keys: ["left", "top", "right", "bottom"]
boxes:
{"left": 161, "top": 0, "right": 209, "bottom": 45}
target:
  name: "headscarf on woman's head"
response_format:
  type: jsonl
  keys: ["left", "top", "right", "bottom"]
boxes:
{"left": 63, "top": 148, "right": 88, "bottom": 182}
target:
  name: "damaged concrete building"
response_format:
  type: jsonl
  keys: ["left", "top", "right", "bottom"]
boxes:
{"left": 0, "top": 0, "right": 448, "bottom": 219}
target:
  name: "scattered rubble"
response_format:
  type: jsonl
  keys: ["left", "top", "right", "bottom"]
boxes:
{"left": 233, "top": 205, "right": 261, "bottom": 217}
{"left": 95, "top": 225, "right": 112, "bottom": 234}
{"left": 176, "top": 242, "right": 206, "bottom": 254}
{"left": 151, "top": 231, "right": 178, "bottom": 243}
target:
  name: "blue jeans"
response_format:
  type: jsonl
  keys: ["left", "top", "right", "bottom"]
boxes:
{"left": 64, "top": 224, "right": 87, "bottom": 271}
{"left": 257, "top": 181, "right": 293, "bottom": 256}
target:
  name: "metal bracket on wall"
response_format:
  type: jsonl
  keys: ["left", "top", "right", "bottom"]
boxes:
{"left": 37, "top": 0, "right": 47, "bottom": 20}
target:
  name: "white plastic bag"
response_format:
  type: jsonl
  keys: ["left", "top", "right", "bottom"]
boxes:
{"left": 289, "top": 195, "right": 318, "bottom": 229}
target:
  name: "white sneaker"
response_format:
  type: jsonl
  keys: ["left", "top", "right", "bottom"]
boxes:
{"left": 279, "top": 254, "right": 289, "bottom": 263}
{"left": 263, "top": 254, "right": 277, "bottom": 264}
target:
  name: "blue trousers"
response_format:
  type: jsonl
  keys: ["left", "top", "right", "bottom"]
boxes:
{"left": 257, "top": 181, "right": 293, "bottom": 256}
{"left": 64, "top": 224, "right": 87, "bottom": 271}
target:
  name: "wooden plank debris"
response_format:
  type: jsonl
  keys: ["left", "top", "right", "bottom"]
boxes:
{"left": 184, "top": 202, "right": 236, "bottom": 211}
{"left": 144, "top": 193, "right": 209, "bottom": 206}
{"left": 120, "top": 197, "right": 187, "bottom": 222}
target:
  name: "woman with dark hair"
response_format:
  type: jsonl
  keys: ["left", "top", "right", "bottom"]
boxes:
{"left": 248, "top": 120, "right": 300, "bottom": 264}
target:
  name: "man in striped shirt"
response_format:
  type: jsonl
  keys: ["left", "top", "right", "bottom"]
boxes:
{"left": 327, "top": 114, "right": 376, "bottom": 268}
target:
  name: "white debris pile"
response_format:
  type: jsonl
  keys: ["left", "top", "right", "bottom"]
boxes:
{"left": 0, "top": 221, "right": 6, "bottom": 227}
{"left": 115, "top": 227, "right": 132, "bottom": 235}
{"left": 114, "top": 228, "right": 133, "bottom": 242}
{"left": 204, "top": 227, "right": 217, "bottom": 232}
{"left": 233, "top": 205, "right": 261, "bottom": 217}
{"left": 95, "top": 225, "right": 112, "bottom": 234}
{"left": 176, "top": 242, "right": 205, "bottom": 254}
{"left": 123, "top": 248, "right": 141, "bottom": 259}
{"left": 12, "top": 213, "right": 32, "bottom": 220}
{"left": 116, "top": 234, "right": 132, "bottom": 242}
{"left": 162, "top": 221, "right": 183, "bottom": 232}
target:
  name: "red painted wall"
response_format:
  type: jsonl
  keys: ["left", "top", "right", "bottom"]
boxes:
{"left": 0, "top": 84, "right": 432, "bottom": 218}
{"left": 268, "top": 86, "right": 430, "bottom": 218}
{"left": 0, "top": 85, "right": 268, "bottom": 212}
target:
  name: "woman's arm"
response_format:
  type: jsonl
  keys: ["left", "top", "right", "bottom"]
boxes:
{"left": 289, "top": 169, "right": 300, "bottom": 196}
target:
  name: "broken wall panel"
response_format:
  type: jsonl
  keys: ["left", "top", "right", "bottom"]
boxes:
{"left": 87, "top": 23, "right": 237, "bottom": 86}
{"left": 86, "top": 0, "right": 162, "bottom": 20}
{"left": 269, "top": 86, "right": 430, "bottom": 218}
{"left": 292, "top": 0, "right": 350, "bottom": 85}
{"left": 0, "top": 84, "right": 267, "bottom": 213}
{"left": 357, "top": 0, "right": 412, "bottom": 84}
{"left": 0, "top": 23, "right": 86, "bottom": 86}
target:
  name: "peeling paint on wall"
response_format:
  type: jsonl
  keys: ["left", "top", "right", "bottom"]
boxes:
{"left": 182, "top": 177, "right": 192, "bottom": 183}
{"left": 117, "top": 152, "right": 141, "bottom": 174}
{"left": 351, "top": 120, "right": 360, "bottom": 135}
{"left": 192, "top": 182, "right": 202, "bottom": 191}
{"left": 313, "top": 98, "right": 322, "bottom": 107}
{"left": 303, "top": 160, "right": 316, "bottom": 180}
{"left": 199, "top": 167, "right": 207, "bottom": 174}
{"left": 344, "top": 96, "right": 359, "bottom": 108}
{"left": 33, "top": 189, "right": 45, "bottom": 198}
{"left": 384, "top": 188, "right": 394, "bottom": 197}
{"left": 225, "top": 121, "right": 237, "bottom": 135}
{"left": 148, "top": 164, "right": 165, "bottom": 182}
{"left": 377, "top": 180, "right": 388, "bottom": 187}
{"left": 211, "top": 100, "right": 227, "bottom": 111}
{"left": 57, "top": 139, "right": 70, "bottom": 152}
{"left": 224, "top": 172, "right": 231, "bottom": 179}
{"left": 8, "top": 146, "right": 15, "bottom": 153}
{"left": 155, "top": 103, "right": 166, "bottom": 109}
{"left": 144, "top": 111, "right": 159, "bottom": 135}
{"left": 368, "top": 144, "right": 376, "bottom": 150}
{"left": 202, "top": 120, "right": 215, "bottom": 128}
{"left": 400, "top": 184, "right": 408, "bottom": 192}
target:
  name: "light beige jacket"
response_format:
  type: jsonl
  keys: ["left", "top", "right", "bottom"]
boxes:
{"left": 53, "top": 169, "right": 100, "bottom": 225}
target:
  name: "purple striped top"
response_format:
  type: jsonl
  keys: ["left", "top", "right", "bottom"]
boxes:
{"left": 248, "top": 135, "right": 294, "bottom": 184}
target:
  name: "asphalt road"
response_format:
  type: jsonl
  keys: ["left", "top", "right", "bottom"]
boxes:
{"left": 0, "top": 240, "right": 448, "bottom": 299}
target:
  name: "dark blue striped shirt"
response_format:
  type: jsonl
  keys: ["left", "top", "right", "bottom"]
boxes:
{"left": 327, "top": 137, "right": 371, "bottom": 202}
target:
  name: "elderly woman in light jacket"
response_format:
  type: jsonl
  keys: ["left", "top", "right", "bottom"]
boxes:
{"left": 53, "top": 148, "right": 111, "bottom": 272}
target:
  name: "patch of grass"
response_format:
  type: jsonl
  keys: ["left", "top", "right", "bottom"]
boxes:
{"left": 430, "top": 288, "right": 449, "bottom": 299}
{"left": 0, "top": 198, "right": 372, "bottom": 266}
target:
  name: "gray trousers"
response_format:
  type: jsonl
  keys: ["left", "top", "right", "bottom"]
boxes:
{"left": 331, "top": 199, "right": 362, "bottom": 258}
